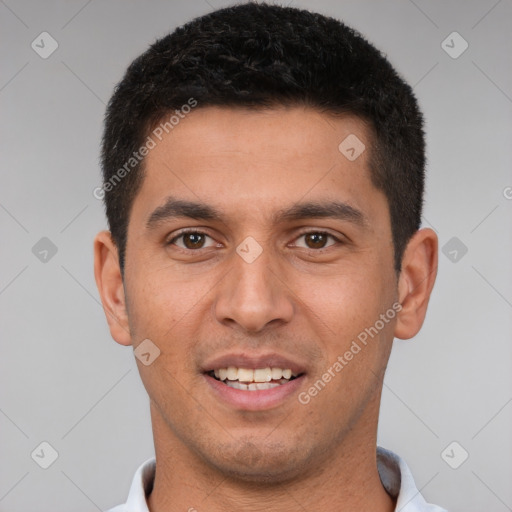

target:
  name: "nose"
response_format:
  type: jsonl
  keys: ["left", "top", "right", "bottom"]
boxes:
{"left": 213, "top": 246, "right": 294, "bottom": 334}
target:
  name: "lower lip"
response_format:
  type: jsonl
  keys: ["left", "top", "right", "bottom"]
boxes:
{"left": 204, "top": 373, "right": 306, "bottom": 411}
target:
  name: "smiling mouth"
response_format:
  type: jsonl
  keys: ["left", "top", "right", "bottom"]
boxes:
{"left": 207, "top": 366, "right": 304, "bottom": 391}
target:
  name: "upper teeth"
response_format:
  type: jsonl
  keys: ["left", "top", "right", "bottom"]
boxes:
{"left": 214, "top": 367, "right": 295, "bottom": 382}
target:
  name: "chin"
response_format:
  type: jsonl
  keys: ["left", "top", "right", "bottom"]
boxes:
{"left": 204, "top": 438, "right": 311, "bottom": 484}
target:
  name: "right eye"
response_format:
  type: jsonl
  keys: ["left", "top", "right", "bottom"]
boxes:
{"left": 167, "top": 230, "right": 218, "bottom": 250}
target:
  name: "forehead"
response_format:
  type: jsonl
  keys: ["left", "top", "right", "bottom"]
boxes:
{"left": 131, "top": 106, "right": 384, "bottom": 225}
{"left": 147, "top": 105, "right": 371, "bottom": 163}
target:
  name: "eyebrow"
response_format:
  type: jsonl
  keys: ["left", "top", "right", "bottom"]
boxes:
{"left": 146, "top": 197, "right": 224, "bottom": 230}
{"left": 146, "top": 196, "right": 368, "bottom": 230}
{"left": 273, "top": 201, "right": 367, "bottom": 227}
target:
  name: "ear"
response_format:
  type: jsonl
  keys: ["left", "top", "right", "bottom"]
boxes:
{"left": 93, "top": 230, "right": 132, "bottom": 346}
{"left": 394, "top": 228, "right": 438, "bottom": 340}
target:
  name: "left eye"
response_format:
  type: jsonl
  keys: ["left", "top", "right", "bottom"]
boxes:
{"left": 294, "top": 232, "right": 338, "bottom": 249}
{"left": 169, "top": 231, "right": 217, "bottom": 250}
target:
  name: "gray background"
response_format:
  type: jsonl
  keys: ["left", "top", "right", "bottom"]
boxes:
{"left": 1, "top": 0, "right": 511, "bottom": 510}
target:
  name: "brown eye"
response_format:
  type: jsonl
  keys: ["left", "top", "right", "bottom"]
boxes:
{"left": 304, "top": 232, "right": 328, "bottom": 249}
{"left": 182, "top": 233, "right": 205, "bottom": 249}
{"left": 169, "top": 231, "right": 216, "bottom": 250}
{"left": 294, "top": 232, "right": 338, "bottom": 250}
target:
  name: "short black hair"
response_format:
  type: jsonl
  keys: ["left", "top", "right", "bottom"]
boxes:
{"left": 100, "top": 2, "right": 425, "bottom": 274}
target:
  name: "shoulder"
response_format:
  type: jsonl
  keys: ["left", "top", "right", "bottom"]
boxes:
{"left": 377, "top": 446, "right": 449, "bottom": 512}
{"left": 103, "top": 457, "right": 156, "bottom": 512}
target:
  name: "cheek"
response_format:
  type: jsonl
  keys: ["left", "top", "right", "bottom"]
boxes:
{"left": 125, "top": 270, "right": 204, "bottom": 399}
{"left": 126, "top": 261, "right": 207, "bottom": 333}
{"left": 293, "top": 268, "right": 390, "bottom": 344}
{"left": 297, "top": 272, "right": 395, "bottom": 417}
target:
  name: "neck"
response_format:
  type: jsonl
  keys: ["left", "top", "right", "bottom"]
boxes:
{"left": 146, "top": 401, "right": 395, "bottom": 512}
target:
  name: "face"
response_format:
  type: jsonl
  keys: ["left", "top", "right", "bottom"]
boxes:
{"left": 96, "top": 106, "right": 435, "bottom": 483}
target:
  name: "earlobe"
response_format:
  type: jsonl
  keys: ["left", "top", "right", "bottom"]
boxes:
{"left": 93, "top": 230, "right": 132, "bottom": 346}
{"left": 394, "top": 228, "right": 438, "bottom": 340}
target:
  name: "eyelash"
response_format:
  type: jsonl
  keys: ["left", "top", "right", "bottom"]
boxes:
{"left": 166, "top": 229, "right": 342, "bottom": 251}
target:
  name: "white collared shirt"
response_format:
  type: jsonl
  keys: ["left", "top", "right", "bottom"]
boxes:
{"left": 105, "top": 446, "right": 448, "bottom": 511}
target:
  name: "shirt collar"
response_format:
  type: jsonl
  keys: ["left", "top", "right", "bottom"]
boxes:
{"left": 108, "top": 447, "right": 446, "bottom": 512}
{"left": 376, "top": 447, "right": 447, "bottom": 511}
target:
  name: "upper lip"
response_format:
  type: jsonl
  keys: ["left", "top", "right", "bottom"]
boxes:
{"left": 202, "top": 352, "right": 307, "bottom": 375}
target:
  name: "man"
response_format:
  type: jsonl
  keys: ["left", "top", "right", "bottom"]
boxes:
{"left": 94, "top": 3, "right": 445, "bottom": 511}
